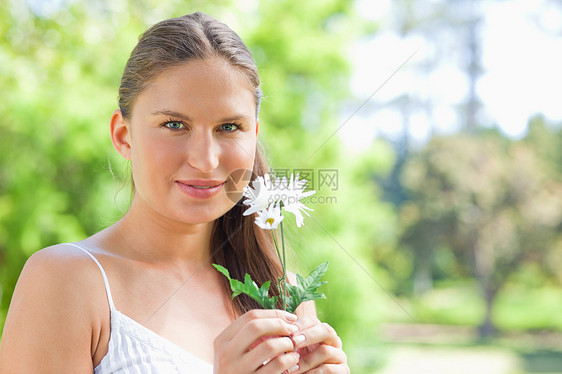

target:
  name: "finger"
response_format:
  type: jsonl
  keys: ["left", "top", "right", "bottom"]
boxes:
{"left": 295, "top": 343, "right": 319, "bottom": 358}
{"left": 219, "top": 309, "right": 297, "bottom": 343}
{"left": 246, "top": 336, "right": 296, "bottom": 369}
{"left": 237, "top": 315, "right": 299, "bottom": 351}
{"left": 291, "top": 322, "right": 342, "bottom": 350}
{"left": 291, "top": 345, "right": 347, "bottom": 374}
{"left": 292, "top": 315, "right": 321, "bottom": 333}
{"left": 302, "top": 363, "right": 350, "bottom": 374}
{"left": 256, "top": 351, "right": 300, "bottom": 374}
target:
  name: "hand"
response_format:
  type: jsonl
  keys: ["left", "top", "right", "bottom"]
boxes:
{"left": 289, "top": 316, "right": 349, "bottom": 374}
{"left": 214, "top": 309, "right": 301, "bottom": 374}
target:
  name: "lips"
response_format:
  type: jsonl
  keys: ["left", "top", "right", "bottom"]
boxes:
{"left": 178, "top": 179, "right": 225, "bottom": 187}
{"left": 175, "top": 179, "right": 226, "bottom": 199}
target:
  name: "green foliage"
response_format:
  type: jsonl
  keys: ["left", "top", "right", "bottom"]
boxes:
{"left": 0, "top": 0, "right": 134, "bottom": 331}
{"left": 494, "top": 285, "right": 562, "bottom": 331}
{"left": 285, "top": 262, "right": 328, "bottom": 314}
{"left": 213, "top": 262, "right": 328, "bottom": 314}
{"left": 212, "top": 264, "right": 279, "bottom": 309}
{"left": 392, "top": 282, "right": 562, "bottom": 332}
{"left": 409, "top": 283, "right": 485, "bottom": 326}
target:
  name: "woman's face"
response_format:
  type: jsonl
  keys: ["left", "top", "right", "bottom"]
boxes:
{"left": 119, "top": 58, "right": 258, "bottom": 225}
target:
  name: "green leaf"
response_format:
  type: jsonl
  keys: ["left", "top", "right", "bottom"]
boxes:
{"left": 212, "top": 264, "right": 278, "bottom": 309}
{"left": 284, "top": 262, "right": 329, "bottom": 314}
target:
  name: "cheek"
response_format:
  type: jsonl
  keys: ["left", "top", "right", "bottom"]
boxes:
{"left": 221, "top": 138, "right": 256, "bottom": 202}
{"left": 131, "top": 136, "right": 184, "bottom": 178}
{"left": 221, "top": 137, "right": 256, "bottom": 170}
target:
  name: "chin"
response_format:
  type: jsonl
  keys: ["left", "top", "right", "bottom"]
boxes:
{"left": 178, "top": 202, "right": 237, "bottom": 225}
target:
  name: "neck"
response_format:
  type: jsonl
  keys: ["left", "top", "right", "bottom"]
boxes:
{"left": 104, "top": 197, "right": 216, "bottom": 267}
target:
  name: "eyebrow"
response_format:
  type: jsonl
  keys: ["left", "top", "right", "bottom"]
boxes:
{"left": 151, "top": 109, "right": 250, "bottom": 123}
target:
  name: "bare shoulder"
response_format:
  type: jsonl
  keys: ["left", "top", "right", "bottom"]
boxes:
{"left": 287, "top": 270, "right": 318, "bottom": 318}
{"left": 22, "top": 242, "right": 96, "bottom": 270}
{"left": 14, "top": 243, "right": 106, "bottom": 303}
{"left": 0, "top": 243, "right": 107, "bottom": 373}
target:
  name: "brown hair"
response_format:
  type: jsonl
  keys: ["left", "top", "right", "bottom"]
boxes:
{"left": 119, "top": 12, "right": 262, "bottom": 119}
{"left": 118, "top": 13, "right": 282, "bottom": 314}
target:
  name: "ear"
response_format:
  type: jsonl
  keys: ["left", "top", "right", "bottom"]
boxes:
{"left": 255, "top": 119, "right": 259, "bottom": 136}
{"left": 110, "top": 109, "right": 131, "bottom": 160}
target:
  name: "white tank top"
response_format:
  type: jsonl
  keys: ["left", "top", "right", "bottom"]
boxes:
{"left": 67, "top": 243, "right": 214, "bottom": 374}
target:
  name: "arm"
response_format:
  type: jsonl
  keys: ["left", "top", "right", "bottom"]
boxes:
{"left": 0, "top": 246, "right": 101, "bottom": 373}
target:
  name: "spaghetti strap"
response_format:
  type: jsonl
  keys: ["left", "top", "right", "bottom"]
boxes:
{"left": 66, "top": 242, "right": 117, "bottom": 312}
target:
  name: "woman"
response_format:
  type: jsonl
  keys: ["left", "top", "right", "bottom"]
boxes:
{"left": 0, "top": 12, "right": 348, "bottom": 373}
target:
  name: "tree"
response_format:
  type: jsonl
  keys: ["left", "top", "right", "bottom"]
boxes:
{"left": 400, "top": 131, "right": 562, "bottom": 336}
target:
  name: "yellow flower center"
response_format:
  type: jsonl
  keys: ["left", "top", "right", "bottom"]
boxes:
{"left": 266, "top": 218, "right": 275, "bottom": 225}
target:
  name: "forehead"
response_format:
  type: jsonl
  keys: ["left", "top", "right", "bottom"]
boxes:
{"left": 132, "top": 59, "right": 256, "bottom": 120}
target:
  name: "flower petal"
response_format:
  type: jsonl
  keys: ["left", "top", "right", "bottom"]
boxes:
{"left": 245, "top": 173, "right": 316, "bottom": 226}
{"left": 283, "top": 201, "right": 313, "bottom": 227}
{"left": 254, "top": 203, "right": 284, "bottom": 230}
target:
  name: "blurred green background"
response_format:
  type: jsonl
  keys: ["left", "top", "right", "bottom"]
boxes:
{"left": 1, "top": 0, "right": 561, "bottom": 373}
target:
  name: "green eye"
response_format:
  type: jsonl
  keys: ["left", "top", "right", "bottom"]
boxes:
{"left": 164, "top": 121, "right": 184, "bottom": 130}
{"left": 220, "top": 123, "right": 239, "bottom": 132}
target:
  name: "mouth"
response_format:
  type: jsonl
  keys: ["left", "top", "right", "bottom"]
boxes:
{"left": 175, "top": 180, "right": 226, "bottom": 199}
{"left": 188, "top": 184, "right": 222, "bottom": 189}
{"left": 177, "top": 179, "right": 226, "bottom": 187}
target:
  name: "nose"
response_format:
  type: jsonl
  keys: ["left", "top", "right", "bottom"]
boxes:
{"left": 186, "top": 129, "right": 219, "bottom": 173}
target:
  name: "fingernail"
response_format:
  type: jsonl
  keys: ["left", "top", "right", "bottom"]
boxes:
{"left": 288, "top": 364, "right": 300, "bottom": 373}
{"left": 287, "top": 324, "right": 299, "bottom": 333}
{"left": 285, "top": 313, "right": 298, "bottom": 321}
{"left": 292, "top": 334, "right": 305, "bottom": 346}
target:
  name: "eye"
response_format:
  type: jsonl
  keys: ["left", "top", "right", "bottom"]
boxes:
{"left": 220, "top": 123, "right": 240, "bottom": 132}
{"left": 163, "top": 121, "right": 185, "bottom": 130}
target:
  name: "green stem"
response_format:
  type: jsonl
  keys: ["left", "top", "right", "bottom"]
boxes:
{"left": 280, "top": 220, "right": 287, "bottom": 311}
{"left": 271, "top": 230, "right": 286, "bottom": 310}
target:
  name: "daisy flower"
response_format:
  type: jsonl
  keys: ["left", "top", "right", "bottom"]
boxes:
{"left": 254, "top": 203, "right": 284, "bottom": 230}
{"left": 243, "top": 173, "right": 315, "bottom": 227}
{"left": 242, "top": 174, "right": 276, "bottom": 216}
{"left": 277, "top": 173, "right": 316, "bottom": 227}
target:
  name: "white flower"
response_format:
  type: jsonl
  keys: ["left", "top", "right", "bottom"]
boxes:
{"left": 244, "top": 173, "right": 316, "bottom": 227}
{"left": 254, "top": 203, "right": 284, "bottom": 230}
{"left": 283, "top": 200, "right": 313, "bottom": 228}
{"left": 242, "top": 174, "right": 276, "bottom": 216}
{"left": 280, "top": 173, "right": 316, "bottom": 227}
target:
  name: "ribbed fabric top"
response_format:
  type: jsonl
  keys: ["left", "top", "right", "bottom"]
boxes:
{"left": 67, "top": 243, "right": 214, "bottom": 374}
